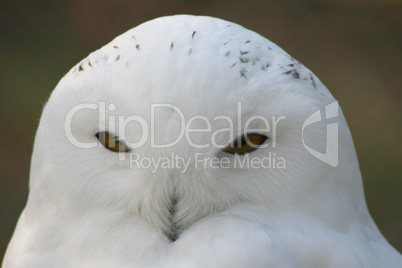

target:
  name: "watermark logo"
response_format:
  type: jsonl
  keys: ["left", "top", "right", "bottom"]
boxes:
{"left": 302, "top": 101, "right": 338, "bottom": 167}
{"left": 63, "top": 100, "right": 339, "bottom": 169}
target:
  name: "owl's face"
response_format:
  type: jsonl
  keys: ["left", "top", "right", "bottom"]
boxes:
{"left": 32, "top": 15, "right": 360, "bottom": 240}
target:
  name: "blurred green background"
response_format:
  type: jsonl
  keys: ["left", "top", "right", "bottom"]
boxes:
{"left": 1, "top": 0, "right": 401, "bottom": 259}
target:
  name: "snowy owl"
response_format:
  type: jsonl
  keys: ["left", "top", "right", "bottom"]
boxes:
{"left": 3, "top": 15, "right": 401, "bottom": 268}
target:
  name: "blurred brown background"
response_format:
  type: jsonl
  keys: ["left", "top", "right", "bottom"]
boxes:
{"left": 1, "top": 0, "right": 401, "bottom": 260}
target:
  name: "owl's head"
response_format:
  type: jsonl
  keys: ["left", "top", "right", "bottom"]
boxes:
{"left": 30, "top": 15, "right": 367, "bottom": 240}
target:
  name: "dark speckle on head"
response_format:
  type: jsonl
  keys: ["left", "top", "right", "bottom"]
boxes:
{"left": 240, "top": 67, "right": 247, "bottom": 79}
{"left": 88, "top": 61, "right": 92, "bottom": 67}
{"left": 240, "top": 51, "right": 249, "bottom": 55}
{"left": 78, "top": 65, "right": 84, "bottom": 72}
{"left": 309, "top": 73, "right": 317, "bottom": 89}
{"left": 283, "top": 70, "right": 292, "bottom": 75}
{"left": 192, "top": 31, "right": 196, "bottom": 39}
{"left": 245, "top": 40, "right": 251, "bottom": 44}
{"left": 268, "top": 46, "right": 272, "bottom": 50}
{"left": 188, "top": 48, "right": 192, "bottom": 55}
{"left": 223, "top": 39, "right": 231, "bottom": 46}
{"left": 170, "top": 42, "right": 174, "bottom": 51}
{"left": 131, "top": 35, "right": 136, "bottom": 40}
{"left": 113, "top": 46, "right": 119, "bottom": 49}
{"left": 136, "top": 44, "right": 140, "bottom": 50}
{"left": 261, "top": 63, "right": 270, "bottom": 71}
{"left": 231, "top": 62, "right": 237, "bottom": 68}
{"left": 288, "top": 64, "right": 294, "bottom": 67}
{"left": 225, "top": 51, "right": 231, "bottom": 57}
{"left": 283, "top": 69, "right": 300, "bottom": 79}
{"left": 115, "top": 55, "right": 120, "bottom": 61}
{"left": 225, "top": 24, "right": 231, "bottom": 28}
{"left": 239, "top": 56, "right": 249, "bottom": 63}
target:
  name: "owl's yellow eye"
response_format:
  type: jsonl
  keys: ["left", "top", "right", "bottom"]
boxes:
{"left": 96, "top": 131, "right": 131, "bottom": 152}
{"left": 224, "top": 133, "right": 268, "bottom": 155}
